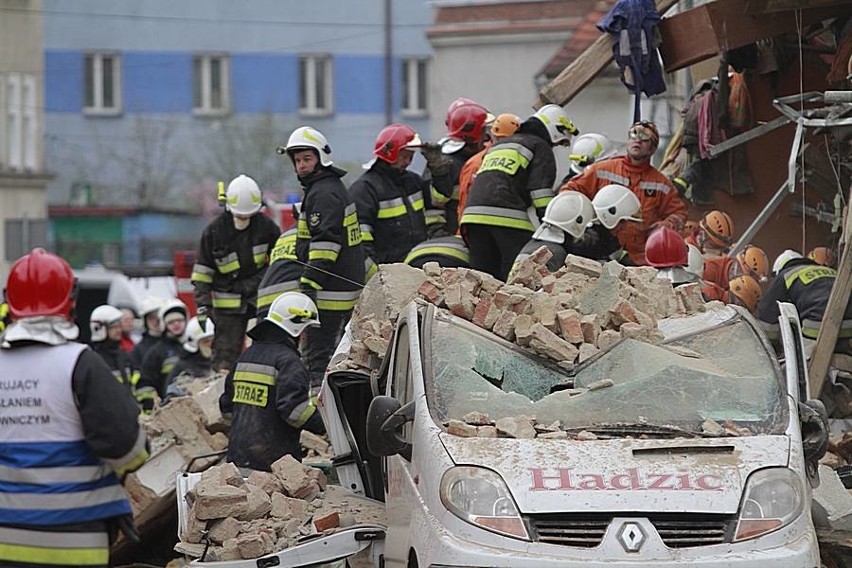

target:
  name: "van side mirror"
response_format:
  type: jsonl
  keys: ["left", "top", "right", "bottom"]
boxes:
{"left": 366, "top": 396, "right": 414, "bottom": 460}
{"left": 799, "top": 399, "right": 829, "bottom": 488}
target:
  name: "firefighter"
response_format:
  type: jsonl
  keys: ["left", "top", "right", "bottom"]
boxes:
{"left": 561, "top": 132, "right": 616, "bottom": 184}
{"left": 645, "top": 226, "right": 700, "bottom": 286}
{"left": 726, "top": 274, "right": 763, "bottom": 315}
{"left": 220, "top": 292, "right": 325, "bottom": 472}
{"left": 350, "top": 123, "right": 428, "bottom": 267}
{"left": 281, "top": 126, "right": 366, "bottom": 390}
{"left": 808, "top": 246, "right": 837, "bottom": 268}
{"left": 256, "top": 226, "right": 301, "bottom": 320}
{"left": 422, "top": 98, "right": 493, "bottom": 237}
{"left": 460, "top": 104, "right": 578, "bottom": 280}
{"left": 135, "top": 299, "right": 188, "bottom": 411}
{"left": 0, "top": 248, "right": 147, "bottom": 568}
{"left": 89, "top": 304, "right": 138, "bottom": 390}
{"left": 509, "top": 191, "right": 599, "bottom": 276}
{"left": 191, "top": 174, "right": 281, "bottom": 372}
{"left": 561, "top": 120, "right": 687, "bottom": 264}
{"left": 404, "top": 235, "right": 471, "bottom": 269}
{"left": 702, "top": 244, "right": 769, "bottom": 301}
{"left": 164, "top": 316, "right": 215, "bottom": 401}
{"left": 758, "top": 250, "right": 852, "bottom": 353}
{"left": 457, "top": 112, "right": 522, "bottom": 221}
{"left": 697, "top": 210, "right": 734, "bottom": 256}
{"left": 130, "top": 297, "right": 163, "bottom": 369}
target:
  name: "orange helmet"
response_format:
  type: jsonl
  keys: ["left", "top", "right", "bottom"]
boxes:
{"left": 735, "top": 245, "right": 769, "bottom": 280}
{"left": 645, "top": 227, "right": 688, "bottom": 268}
{"left": 699, "top": 210, "right": 734, "bottom": 249}
{"left": 6, "top": 248, "right": 76, "bottom": 320}
{"left": 807, "top": 246, "right": 836, "bottom": 267}
{"left": 490, "top": 113, "right": 521, "bottom": 138}
{"left": 727, "top": 275, "right": 762, "bottom": 313}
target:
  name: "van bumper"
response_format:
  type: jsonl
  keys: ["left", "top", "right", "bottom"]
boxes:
{"left": 416, "top": 513, "right": 820, "bottom": 568}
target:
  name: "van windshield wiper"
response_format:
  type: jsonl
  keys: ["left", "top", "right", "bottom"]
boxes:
{"left": 562, "top": 423, "right": 710, "bottom": 439}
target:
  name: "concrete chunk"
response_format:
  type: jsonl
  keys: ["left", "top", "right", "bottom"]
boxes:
{"left": 557, "top": 309, "right": 584, "bottom": 344}
{"left": 194, "top": 485, "right": 249, "bottom": 520}
{"left": 446, "top": 419, "right": 479, "bottom": 437}
{"left": 813, "top": 465, "right": 852, "bottom": 530}
{"left": 528, "top": 323, "right": 580, "bottom": 363}
{"left": 208, "top": 517, "right": 243, "bottom": 544}
{"left": 495, "top": 416, "right": 537, "bottom": 439}
{"left": 237, "top": 483, "right": 272, "bottom": 521}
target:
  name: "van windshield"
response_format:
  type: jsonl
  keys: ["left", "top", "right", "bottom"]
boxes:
{"left": 425, "top": 314, "right": 787, "bottom": 436}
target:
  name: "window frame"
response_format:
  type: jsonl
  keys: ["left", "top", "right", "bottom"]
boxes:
{"left": 193, "top": 53, "right": 231, "bottom": 117}
{"left": 401, "top": 57, "right": 428, "bottom": 118}
{"left": 83, "top": 52, "right": 122, "bottom": 116}
{"left": 299, "top": 54, "right": 333, "bottom": 117}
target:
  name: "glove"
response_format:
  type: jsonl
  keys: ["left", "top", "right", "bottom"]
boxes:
{"left": 303, "top": 411, "right": 326, "bottom": 435}
{"left": 196, "top": 306, "right": 211, "bottom": 332}
{"left": 420, "top": 143, "right": 451, "bottom": 176}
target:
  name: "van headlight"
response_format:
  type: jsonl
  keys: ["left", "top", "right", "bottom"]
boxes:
{"left": 440, "top": 466, "right": 530, "bottom": 541}
{"left": 734, "top": 468, "right": 803, "bottom": 541}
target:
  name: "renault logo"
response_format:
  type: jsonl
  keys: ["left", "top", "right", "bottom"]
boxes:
{"left": 617, "top": 522, "right": 646, "bottom": 552}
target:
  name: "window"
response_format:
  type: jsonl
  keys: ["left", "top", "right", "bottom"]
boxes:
{"left": 84, "top": 53, "right": 121, "bottom": 115}
{"left": 401, "top": 58, "right": 428, "bottom": 116}
{"left": 193, "top": 54, "right": 230, "bottom": 115}
{"left": 0, "top": 73, "right": 39, "bottom": 171}
{"left": 5, "top": 218, "right": 48, "bottom": 262}
{"left": 299, "top": 55, "right": 333, "bottom": 116}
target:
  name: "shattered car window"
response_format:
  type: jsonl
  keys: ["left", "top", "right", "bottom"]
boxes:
{"left": 426, "top": 315, "right": 786, "bottom": 435}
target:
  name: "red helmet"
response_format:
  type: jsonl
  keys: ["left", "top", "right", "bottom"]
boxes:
{"left": 373, "top": 123, "right": 422, "bottom": 164}
{"left": 446, "top": 102, "right": 489, "bottom": 144}
{"left": 445, "top": 97, "right": 478, "bottom": 126}
{"left": 645, "top": 227, "right": 688, "bottom": 268}
{"left": 6, "top": 248, "right": 76, "bottom": 320}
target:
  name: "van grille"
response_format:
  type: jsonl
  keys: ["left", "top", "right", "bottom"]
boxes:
{"left": 527, "top": 513, "right": 734, "bottom": 548}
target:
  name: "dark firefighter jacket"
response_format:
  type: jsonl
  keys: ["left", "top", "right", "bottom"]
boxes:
{"left": 404, "top": 235, "right": 471, "bottom": 269}
{"left": 296, "top": 166, "right": 365, "bottom": 312}
{"left": 757, "top": 258, "right": 852, "bottom": 341}
{"left": 130, "top": 332, "right": 159, "bottom": 370}
{"left": 350, "top": 160, "right": 428, "bottom": 265}
{"left": 256, "top": 228, "right": 301, "bottom": 319}
{"left": 460, "top": 123, "right": 556, "bottom": 234}
{"left": 135, "top": 335, "right": 184, "bottom": 410}
{"left": 422, "top": 148, "right": 475, "bottom": 237}
{"left": 191, "top": 211, "right": 280, "bottom": 315}
{"left": 219, "top": 324, "right": 317, "bottom": 471}
{"left": 92, "top": 339, "right": 137, "bottom": 390}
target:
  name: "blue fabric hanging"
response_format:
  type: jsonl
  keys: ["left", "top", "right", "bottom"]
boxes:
{"left": 598, "top": 0, "right": 667, "bottom": 122}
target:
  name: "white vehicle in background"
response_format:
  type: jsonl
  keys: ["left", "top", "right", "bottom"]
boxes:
{"left": 180, "top": 300, "right": 827, "bottom": 567}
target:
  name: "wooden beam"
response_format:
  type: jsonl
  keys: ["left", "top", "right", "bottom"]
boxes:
{"left": 534, "top": 0, "right": 679, "bottom": 109}
{"left": 659, "top": 0, "right": 850, "bottom": 73}
{"left": 811, "top": 187, "right": 852, "bottom": 399}
{"left": 746, "top": 0, "right": 852, "bottom": 14}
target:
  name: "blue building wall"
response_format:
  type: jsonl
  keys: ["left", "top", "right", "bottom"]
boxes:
{"left": 43, "top": 0, "right": 435, "bottom": 207}
{"left": 123, "top": 212, "right": 206, "bottom": 264}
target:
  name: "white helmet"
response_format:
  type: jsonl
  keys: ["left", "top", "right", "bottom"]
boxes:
{"left": 225, "top": 174, "right": 263, "bottom": 216}
{"left": 772, "top": 249, "right": 803, "bottom": 274}
{"left": 158, "top": 298, "right": 188, "bottom": 323}
{"left": 532, "top": 104, "right": 578, "bottom": 146}
{"left": 592, "top": 184, "right": 641, "bottom": 229}
{"left": 89, "top": 304, "right": 124, "bottom": 343}
{"left": 139, "top": 296, "right": 162, "bottom": 318}
{"left": 183, "top": 316, "right": 215, "bottom": 354}
{"left": 284, "top": 126, "right": 333, "bottom": 167}
{"left": 535, "top": 191, "right": 595, "bottom": 240}
{"left": 686, "top": 244, "right": 705, "bottom": 278}
{"left": 569, "top": 133, "right": 615, "bottom": 174}
{"left": 265, "top": 292, "right": 320, "bottom": 337}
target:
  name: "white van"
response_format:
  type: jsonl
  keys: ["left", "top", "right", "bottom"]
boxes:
{"left": 181, "top": 300, "right": 826, "bottom": 567}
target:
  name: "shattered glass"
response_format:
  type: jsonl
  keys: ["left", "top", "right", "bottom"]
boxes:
{"left": 425, "top": 314, "right": 787, "bottom": 436}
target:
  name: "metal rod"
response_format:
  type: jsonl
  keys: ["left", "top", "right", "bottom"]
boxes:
{"left": 788, "top": 119, "right": 804, "bottom": 194}
{"left": 729, "top": 181, "right": 790, "bottom": 257}
{"left": 707, "top": 116, "right": 790, "bottom": 158}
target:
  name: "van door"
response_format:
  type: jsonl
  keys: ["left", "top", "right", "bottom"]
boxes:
{"left": 777, "top": 301, "right": 810, "bottom": 402}
{"left": 382, "top": 302, "right": 425, "bottom": 567}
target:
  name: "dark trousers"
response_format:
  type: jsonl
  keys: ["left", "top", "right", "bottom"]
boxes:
{"left": 212, "top": 312, "right": 250, "bottom": 373}
{"left": 465, "top": 224, "right": 532, "bottom": 281}
{"left": 303, "top": 309, "right": 350, "bottom": 391}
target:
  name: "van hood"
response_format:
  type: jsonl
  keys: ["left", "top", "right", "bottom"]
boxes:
{"left": 439, "top": 434, "right": 790, "bottom": 514}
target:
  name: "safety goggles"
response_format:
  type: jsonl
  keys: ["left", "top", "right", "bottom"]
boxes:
{"left": 628, "top": 125, "right": 654, "bottom": 142}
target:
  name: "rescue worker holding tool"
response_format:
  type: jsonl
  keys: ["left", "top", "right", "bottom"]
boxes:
{"left": 460, "top": 104, "right": 577, "bottom": 280}
{"left": 135, "top": 299, "right": 188, "bottom": 412}
{"left": 191, "top": 174, "right": 281, "bottom": 372}
{"left": 561, "top": 120, "right": 687, "bottom": 265}
{"left": 758, "top": 250, "right": 852, "bottom": 354}
{"left": 0, "top": 248, "right": 148, "bottom": 568}
{"left": 89, "top": 304, "right": 138, "bottom": 390}
{"left": 421, "top": 98, "right": 493, "bottom": 237}
{"left": 219, "top": 292, "right": 326, "bottom": 472}
{"left": 350, "top": 123, "right": 428, "bottom": 268}
{"left": 279, "top": 126, "right": 366, "bottom": 390}
{"left": 256, "top": 226, "right": 301, "bottom": 319}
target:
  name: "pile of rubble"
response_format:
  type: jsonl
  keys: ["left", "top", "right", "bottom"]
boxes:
{"left": 334, "top": 247, "right": 712, "bottom": 373}
{"left": 176, "top": 458, "right": 385, "bottom": 561}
